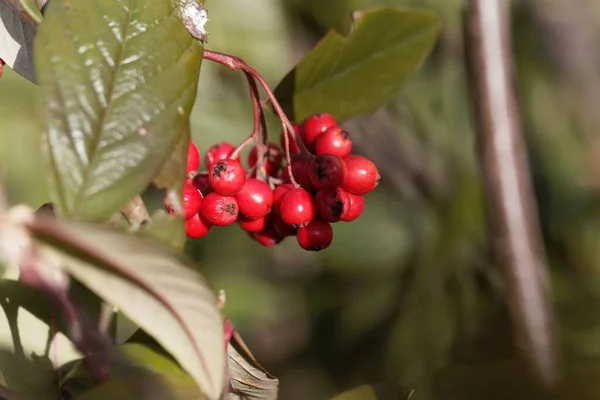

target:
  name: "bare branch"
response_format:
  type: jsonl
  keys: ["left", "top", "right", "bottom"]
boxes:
{"left": 465, "top": 0, "right": 558, "bottom": 388}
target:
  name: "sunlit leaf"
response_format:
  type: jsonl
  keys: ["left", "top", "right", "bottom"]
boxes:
{"left": 19, "top": 0, "right": 43, "bottom": 23}
{"left": 274, "top": 7, "right": 441, "bottom": 123}
{"left": 28, "top": 216, "right": 226, "bottom": 400}
{"left": 228, "top": 331, "right": 278, "bottom": 399}
{"left": 63, "top": 343, "right": 202, "bottom": 400}
{"left": 35, "top": 0, "right": 204, "bottom": 221}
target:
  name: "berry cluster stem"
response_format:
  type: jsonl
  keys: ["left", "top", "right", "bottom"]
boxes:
{"left": 202, "top": 50, "right": 310, "bottom": 187}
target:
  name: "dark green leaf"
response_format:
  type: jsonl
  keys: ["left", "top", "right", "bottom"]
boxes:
{"left": 28, "top": 216, "right": 226, "bottom": 399}
{"left": 0, "top": 348, "right": 57, "bottom": 400}
{"left": 35, "top": 0, "right": 204, "bottom": 221}
{"left": 274, "top": 7, "right": 441, "bottom": 123}
{"left": 154, "top": 120, "right": 191, "bottom": 191}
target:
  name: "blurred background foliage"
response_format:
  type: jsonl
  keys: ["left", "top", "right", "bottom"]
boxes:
{"left": 3, "top": 0, "right": 600, "bottom": 398}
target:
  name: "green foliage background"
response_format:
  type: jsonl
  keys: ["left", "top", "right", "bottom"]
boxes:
{"left": 3, "top": 0, "right": 600, "bottom": 398}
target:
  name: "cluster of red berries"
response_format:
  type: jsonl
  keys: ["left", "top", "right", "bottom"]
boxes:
{"left": 165, "top": 113, "right": 380, "bottom": 251}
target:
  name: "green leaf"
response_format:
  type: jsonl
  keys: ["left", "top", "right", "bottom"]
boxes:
{"left": 28, "top": 217, "right": 226, "bottom": 400}
{"left": 140, "top": 210, "right": 186, "bottom": 252}
{"left": 19, "top": 0, "right": 43, "bottom": 23}
{"left": 63, "top": 343, "right": 202, "bottom": 400}
{"left": 154, "top": 121, "right": 191, "bottom": 192}
{"left": 274, "top": 7, "right": 441, "bottom": 123}
{"left": 35, "top": 0, "right": 204, "bottom": 221}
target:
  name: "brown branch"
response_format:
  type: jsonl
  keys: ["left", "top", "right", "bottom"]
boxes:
{"left": 121, "top": 195, "right": 150, "bottom": 229}
{"left": 465, "top": 0, "right": 558, "bottom": 388}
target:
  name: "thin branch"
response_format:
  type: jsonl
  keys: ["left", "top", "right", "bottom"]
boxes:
{"left": 121, "top": 195, "right": 150, "bottom": 230}
{"left": 465, "top": 0, "right": 558, "bottom": 388}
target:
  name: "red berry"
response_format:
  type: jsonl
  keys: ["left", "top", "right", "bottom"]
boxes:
{"left": 252, "top": 227, "right": 283, "bottom": 248}
{"left": 342, "top": 155, "right": 380, "bottom": 194}
{"left": 192, "top": 174, "right": 212, "bottom": 196}
{"left": 187, "top": 141, "right": 201, "bottom": 172}
{"left": 279, "top": 188, "right": 315, "bottom": 228}
{"left": 342, "top": 192, "right": 365, "bottom": 222}
{"left": 297, "top": 219, "right": 333, "bottom": 251}
{"left": 205, "top": 142, "right": 239, "bottom": 167}
{"left": 236, "top": 178, "right": 273, "bottom": 219}
{"left": 201, "top": 192, "right": 239, "bottom": 226}
{"left": 272, "top": 183, "right": 294, "bottom": 213}
{"left": 280, "top": 124, "right": 303, "bottom": 154}
{"left": 272, "top": 213, "right": 296, "bottom": 237}
{"left": 314, "top": 188, "right": 351, "bottom": 223}
{"left": 182, "top": 182, "right": 203, "bottom": 219}
{"left": 248, "top": 143, "right": 283, "bottom": 177}
{"left": 309, "top": 154, "right": 347, "bottom": 189}
{"left": 209, "top": 159, "right": 247, "bottom": 196}
{"left": 282, "top": 155, "right": 315, "bottom": 191}
{"left": 303, "top": 113, "right": 337, "bottom": 150}
{"left": 185, "top": 213, "right": 212, "bottom": 239}
{"left": 315, "top": 127, "right": 352, "bottom": 158}
{"left": 238, "top": 214, "right": 269, "bottom": 233}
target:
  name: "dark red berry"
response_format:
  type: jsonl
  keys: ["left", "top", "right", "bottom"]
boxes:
{"left": 272, "top": 183, "right": 294, "bottom": 213}
{"left": 182, "top": 182, "right": 203, "bottom": 219}
{"left": 309, "top": 154, "right": 347, "bottom": 189}
{"left": 303, "top": 113, "right": 337, "bottom": 150}
{"left": 342, "top": 192, "right": 365, "bottom": 222}
{"left": 238, "top": 214, "right": 269, "bottom": 233}
{"left": 209, "top": 159, "right": 247, "bottom": 196}
{"left": 252, "top": 227, "right": 283, "bottom": 247}
{"left": 192, "top": 174, "right": 212, "bottom": 196}
{"left": 314, "top": 188, "right": 351, "bottom": 223}
{"left": 201, "top": 193, "right": 239, "bottom": 226}
{"left": 272, "top": 213, "right": 296, "bottom": 237}
{"left": 315, "top": 127, "right": 352, "bottom": 158}
{"left": 185, "top": 213, "right": 212, "bottom": 239}
{"left": 279, "top": 188, "right": 315, "bottom": 228}
{"left": 342, "top": 155, "right": 380, "bottom": 195}
{"left": 248, "top": 143, "right": 283, "bottom": 177}
{"left": 280, "top": 124, "right": 302, "bottom": 154}
{"left": 236, "top": 178, "right": 273, "bottom": 219}
{"left": 282, "top": 155, "right": 315, "bottom": 191}
{"left": 297, "top": 219, "right": 333, "bottom": 251}
{"left": 187, "top": 141, "right": 201, "bottom": 172}
{"left": 205, "top": 142, "right": 239, "bottom": 167}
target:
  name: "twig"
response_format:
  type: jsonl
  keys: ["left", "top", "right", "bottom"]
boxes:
{"left": 465, "top": 0, "right": 558, "bottom": 388}
{"left": 121, "top": 196, "right": 150, "bottom": 230}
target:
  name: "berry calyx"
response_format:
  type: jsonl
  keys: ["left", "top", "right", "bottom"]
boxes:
{"left": 236, "top": 178, "right": 274, "bottom": 219}
{"left": 342, "top": 192, "right": 365, "bottom": 222}
{"left": 303, "top": 113, "right": 337, "bottom": 150}
{"left": 308, "top": 154, "right": 348, "bottom": 189}
{"left": 297, "top": 219, "right": 333, "bottom": 251}
{"left": 238, "top": 214, "right": 269, "bottom": 233}
{"left": 187, "top": 141, "right": 201, "bottom": 172}
{"left": 279, "top": 188, "right": 316, "bottom": 228}
{"left": 248, "top": 143, "right": 283, "bottom": 177}
{"left": 209, "top": 159, "right": 247, "bottom": 196}
{"left": 272, "top": 183, "right": 294, "bottom": 213}
{"left": 185, "top": 213, "right": 212, "bottom": 239}
{"left": 201, "top": 193, "right": 239, "bottom": 226}
{"left": 182, "top": 182, "right": 203, "bottom": 219}
{"left": 342, "top": 155, "right": 380, "bottom": 195}
{"left": 205, "top": 142, "right": 239, "bottom": 167}
{"left": 315, "top": 127, "right": 352, "bottom": 158}
{"left": 314, "top": 187, "right": 351, "bottom": 223}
